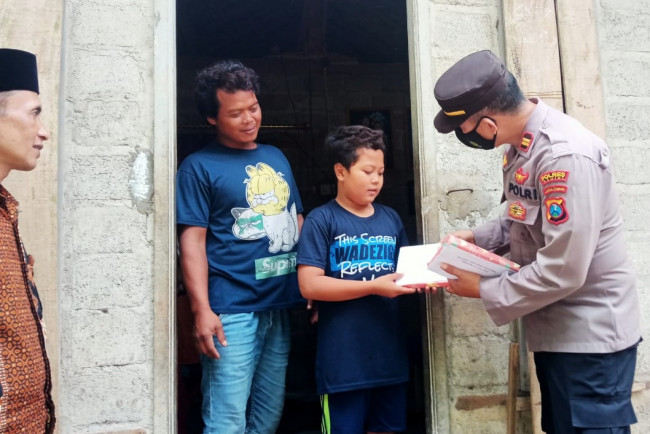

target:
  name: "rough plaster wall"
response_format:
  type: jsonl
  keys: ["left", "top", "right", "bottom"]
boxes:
{"left": 59, "top": 0, "right": 155, "bottom": 432}
{"left": 426, "top": 1, "right": 521, "bottom": 432}
{"left": 596, "top": 0, "right": 650, "bottom": 430}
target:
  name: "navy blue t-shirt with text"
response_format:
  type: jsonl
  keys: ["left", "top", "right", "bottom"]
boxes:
{"left": 297, "top": 200, "right": 409, "bottom": 394}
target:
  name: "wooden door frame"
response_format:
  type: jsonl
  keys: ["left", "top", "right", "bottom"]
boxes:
{"left": 405, "top": 0, "right": 449, "bottom": 432}
{"left": 152, "top": 0, "right": 177, "bottom": 431}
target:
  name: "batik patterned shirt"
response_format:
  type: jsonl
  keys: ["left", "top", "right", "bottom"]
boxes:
{"left": 0, "top": 184, "right": 55, "bottom": 432}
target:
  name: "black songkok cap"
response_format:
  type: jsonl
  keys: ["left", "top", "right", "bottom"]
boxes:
{"left": 434, "top": 50, "right": 507, "bottom": 134}
{"left": 0, "top": 48, "right": 39, "bottom": 94}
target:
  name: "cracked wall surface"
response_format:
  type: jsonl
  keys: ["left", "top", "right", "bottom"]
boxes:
{"left": 598, "top": 0, "right": 650, "bottom": 429}
{"left": 58, "top": 0, "right": 156, "bottom": 432}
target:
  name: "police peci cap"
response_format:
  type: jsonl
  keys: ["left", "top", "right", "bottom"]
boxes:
{"left": 0, "top": 48, "right": 39, "bottom": 94}
{"left": 434, "top": 50, "right": 507, "bottom": 133}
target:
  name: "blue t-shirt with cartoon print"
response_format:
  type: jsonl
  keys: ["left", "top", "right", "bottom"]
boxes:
{"left": 176, "top": 142, "right": 304, "bottom": 313}
{"left": 297, "top": 200, "right": 410, "bottom": 394}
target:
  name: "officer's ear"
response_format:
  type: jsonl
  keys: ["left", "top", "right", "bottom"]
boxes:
{"left": 479, "top": 116, "right": 498, "bottom": 136}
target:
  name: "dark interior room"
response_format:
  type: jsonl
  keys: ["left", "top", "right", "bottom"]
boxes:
{"left": 175, "top": 1, "right": 426, "bottom": 432}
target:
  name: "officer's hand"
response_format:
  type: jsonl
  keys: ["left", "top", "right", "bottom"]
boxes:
{"left": 441, "top": 263, "right": 481, "bottom": 298}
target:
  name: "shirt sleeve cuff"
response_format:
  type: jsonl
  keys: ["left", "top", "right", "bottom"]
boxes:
{"left": 479, "top": 275, "right": 511, "bottom": 327}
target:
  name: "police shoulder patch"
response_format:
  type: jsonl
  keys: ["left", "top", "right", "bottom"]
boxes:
{"left": 543, "top": 185, "right": 568, "bottom": 196}
{"left": 540, "top": 170, "right": 569, "bottom": 185}
{"left": 544, "top": 197, "right": 569, "bottom": 225}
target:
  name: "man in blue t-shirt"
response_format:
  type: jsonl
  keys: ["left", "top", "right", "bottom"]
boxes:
{"left": 297, "top": 125, "right": 419, "bottom": 433}
{"left": 176, "top": 59, "right": 304, "bottom": 434}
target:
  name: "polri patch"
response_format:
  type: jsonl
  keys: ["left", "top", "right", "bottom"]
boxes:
{"left": 543, "top": 185, "right": 568, "bottom": 196}
{"left": 545, "top": 197, "right": 569, "bottom": 225}
{"left": 515, "top": 167, "right": 529, "bottom": 184}
{"left": 540, "top": 170, "right": 569, "bottom": 185}
{"left": 520, "top": 132, "right": 533, "bottom": 152}
{"left": 508, "top": 182, "right": 539, "bottom": 201}
{"left": 508, "top": 201, "right": 527, "bottom": 220}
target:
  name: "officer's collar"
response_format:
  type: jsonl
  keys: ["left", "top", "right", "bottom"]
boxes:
{"left": 513, "top": 98, "right": 549, "bottom": 158}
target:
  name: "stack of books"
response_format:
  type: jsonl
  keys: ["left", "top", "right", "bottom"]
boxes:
{"left": 396, "top": 234, "right": 520, "bottom": 289}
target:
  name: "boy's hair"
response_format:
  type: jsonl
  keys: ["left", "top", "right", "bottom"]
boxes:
{"left": 194, "top": 59, "right": 260, "bottom": 119}
{"left": 325, "top": 125, "right": 386, "bottom": 170}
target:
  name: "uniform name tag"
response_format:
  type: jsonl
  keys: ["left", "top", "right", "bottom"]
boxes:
{"left": 508, "top": 182, "right": 539, "bottom": 201}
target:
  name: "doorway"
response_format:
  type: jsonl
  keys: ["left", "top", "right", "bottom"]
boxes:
{"left": 175, "top": 1, "right": 425, "bottom": 432}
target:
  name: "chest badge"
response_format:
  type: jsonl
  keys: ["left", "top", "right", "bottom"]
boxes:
{"left": 515, "top": 168, "right": 529, "bottom": 184}
{"left": 508, "top": 201, "right": 527, "bottom": 220}
{"left": 545, "top": 197, "right": 569, "bottom": 225}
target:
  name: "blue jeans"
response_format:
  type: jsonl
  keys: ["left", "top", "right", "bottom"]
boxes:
{"left": 201, "top": 310, "right": 291, "bottom": 434}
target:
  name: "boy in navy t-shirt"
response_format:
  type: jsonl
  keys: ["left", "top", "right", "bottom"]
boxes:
{"left": 297, "top": 125, "right": 417, "bottom": 433}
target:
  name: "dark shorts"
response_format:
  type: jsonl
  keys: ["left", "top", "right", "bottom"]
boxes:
{"left": 534, "top": 342, "right": 639, "bottom": 434}
{"left": 320, "top": 382, "right": 407, "bottom": 434}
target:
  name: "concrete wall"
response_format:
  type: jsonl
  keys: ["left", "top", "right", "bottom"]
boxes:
{"left": 408, "top": 1, "right": 517, "bottom": 431}
{"left": 596, "top": 0, "right": 650, "bottom": 429}
{"left": 58, "top": 0, "right": 162, "bottom": 431}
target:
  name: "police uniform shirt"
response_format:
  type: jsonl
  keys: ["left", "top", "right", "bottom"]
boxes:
{"left": 472, "top": 99, "right": 640, "bottom": 353}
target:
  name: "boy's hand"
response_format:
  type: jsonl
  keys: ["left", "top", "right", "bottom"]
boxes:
{"left": 441, "top": 263, "right": 481, "bottom": 298}
{"left": 372, "top": 273, "right": 417, "bottom": 298}
{"left": 415, "top": 284, "right": 440, "bottom": 295}
{"left": 193, "top": 309, "right": 227, "bottom": 359}
{"left": 306, "top": 299, "right": 319, "bottom": 324}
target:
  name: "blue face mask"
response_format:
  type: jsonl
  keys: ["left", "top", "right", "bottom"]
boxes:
{"left": 454, "top": 116, "right": 497, "bottom": 150}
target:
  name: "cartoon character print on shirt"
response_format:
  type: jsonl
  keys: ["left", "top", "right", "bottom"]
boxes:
{"left": 329, "top": 233, "right": 397, "bottom": 280}
{"left": 231, "top": 162, "right": 299, "bottom": 253}
{"left": 231, "top": 208, "right": 265, "bottom": 240}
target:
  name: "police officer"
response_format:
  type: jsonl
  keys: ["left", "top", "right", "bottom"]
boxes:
{"left": 433, "top": 50, "right": 641, "bottom": 434}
